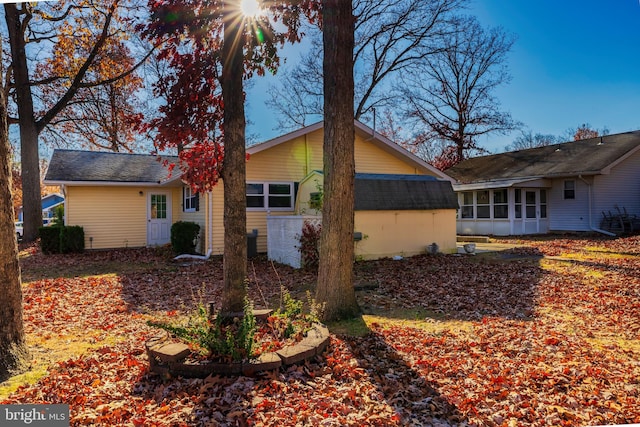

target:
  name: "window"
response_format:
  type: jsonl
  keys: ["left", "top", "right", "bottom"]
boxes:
{"left": 151, "top": 194, "right": 167, "bottom": 219}
{"left": 514, "top": 189, "right": 522, "bottom": 219}
{"left": 477, "top": 190, "right": 490, "bottom": 218}
{"left": 540, "top": 189, "right": 547, "bottom": 218}
{"left": 564, "top": 180, "right": 575, "bottom": 200}
{"left": 461, "top": 192, "right": 474, "bottom": 218}
{"left": 246, "top": 182, "right": 294, "bottom": 210}
{"left": 525, "top": 191, "right": 537, "bottom": 218}
{"left": 493, "top": 189, "right": 508, "bottom": 219}
{"left": 183, "top": 186, "right": 199, "bottom": 212}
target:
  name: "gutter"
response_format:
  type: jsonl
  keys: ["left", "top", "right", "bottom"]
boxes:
{"left": 578, "top": 175, "right": 616, "bottom": 237}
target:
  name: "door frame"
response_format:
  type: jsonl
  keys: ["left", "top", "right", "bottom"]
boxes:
{"left": 147, "top": 191, "right": 172, "bottom": 246}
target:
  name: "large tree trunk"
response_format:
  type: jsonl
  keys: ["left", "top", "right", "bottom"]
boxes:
{"left": 220, "top": 2, "right": 247, "bottom": 314}
{"left": 316, "top": 0, "right": 360, "bottom": 321}
{"left": 0, "top": 35, "right": 29, "bottom": 381}
{"left": 5, "top": 4, "right": 42, "bottom": 243}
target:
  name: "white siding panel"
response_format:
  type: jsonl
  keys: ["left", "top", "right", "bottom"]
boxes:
{"left": 548, "top": 178, "right": 591, "bottom": 231}
{"left": 592, "top": 151, "right": 640, "bottom": 221}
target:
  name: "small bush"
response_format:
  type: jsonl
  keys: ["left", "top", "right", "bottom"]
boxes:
{"left": 297, "top": 220, "right": 322, "bottom": 270}
{"left": 39, "top": 226, "right": 61, "bottom": 254}
{"left": 148, "top": 297, "right": 257, "bottom": 363}
{"left": 171, "top": 221, "right": 200, "bottom": 254}
{"left": 40, "top": 225, "right": 85, "bottom": 254}
{"left": 60, "top": 226, "right": 84, "bottom": 253}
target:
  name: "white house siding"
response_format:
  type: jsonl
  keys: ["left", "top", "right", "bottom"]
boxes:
{"left": 592, "top": 151, "right": 640, "bottom": 222}
{"left": 548, "top": 178, "right": 591, "bottom": 231}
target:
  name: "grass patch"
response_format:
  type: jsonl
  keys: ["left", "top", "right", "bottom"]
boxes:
{"left": 326, "top": 316, "right": 370, "bottom": 337}
{"left": 0, "top": 330, "right": 122, "bottom": 400}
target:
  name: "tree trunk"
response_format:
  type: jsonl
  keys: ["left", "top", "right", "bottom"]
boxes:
{"left": 220, "top": 2, "right": 247, "bottom": 314}
{"left": 5, "top": 4, "right": 42, "bottom": 243}
{"left": 316, "top": 0, "right": 360, "bottom": 322}
{"left": 0, "top": 35, "right": 29, "bottom": 381}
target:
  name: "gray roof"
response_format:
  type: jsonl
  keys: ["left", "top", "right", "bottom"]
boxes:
{"left": 446, "top": 131, "right": 640, "bottom": 184}
{"left": 354, "top": 174, "right": 458, "bottom": 211}
{"left": 45, "top": 149, "right": 178, "bottom": 183}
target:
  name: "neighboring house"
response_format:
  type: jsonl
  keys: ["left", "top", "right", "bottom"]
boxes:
{"left": 18, "top": 193, "right": 65, "bottom": 222}
{"left": 446, "top": 131, "right": 640, "bottom": 236}
{"left": 44, "top": 120, "right": 459, "bottom": 258}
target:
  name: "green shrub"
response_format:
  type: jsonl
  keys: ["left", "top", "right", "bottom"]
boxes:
{"left": 171, "top": 221, "right": 200, "bottom": 254}
{"left": 148, "top": 297, "right": 256, "bottom": 363}
{"left": 40, "top": 225, "right": 85, "bottom": 254}
{"left": 60, "top": 226, "right": 84, "bottom": 253}
{"left": 52, "top": 205, "right": 64, "bottom": 227}
{"left": 39, "top": 226, "right": 61, "bottom": 254}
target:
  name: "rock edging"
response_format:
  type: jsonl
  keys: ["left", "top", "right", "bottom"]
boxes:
{"left": 146, "top": 323, "right": 330, "bottom": 378}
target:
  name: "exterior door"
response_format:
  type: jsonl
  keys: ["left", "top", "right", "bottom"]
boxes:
{"left": 147, "top": 192, "right": 172, "bottom": 246}
{"left": 522, "top": 189, "right": 548, "bottom": 234}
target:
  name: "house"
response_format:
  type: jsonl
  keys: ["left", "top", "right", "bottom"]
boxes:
{"left": 18, "top": 193, "right": 65, "bottom": 223}
{"left": 446, "top": 131, "right": 640, "bottom": 236}
{"left": 44, "top": 120, "right": 459, "bottom": 258}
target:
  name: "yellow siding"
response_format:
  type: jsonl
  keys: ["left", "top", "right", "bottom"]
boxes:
{"left": 67, "top": 186, "right": 149, "bottom": 249}
{"left": 354, "top": 209, "right": 457, "bottom": 259}
{"left": 233, "top": 128, "right": 440, "bottom": 255}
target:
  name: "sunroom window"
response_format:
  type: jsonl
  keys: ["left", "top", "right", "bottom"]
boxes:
{"left": 493, "top": 189, "right": 508, "bottom": 218}
{"left": 460, "top": 192, "right": 474, "bottom": 218}
{"left": 476, "top": 190, "right": 490, "bottom": 218}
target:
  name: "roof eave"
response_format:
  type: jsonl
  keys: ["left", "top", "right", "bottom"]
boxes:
{"left": 43, "top": 180, "right": 164, "bottom": 187}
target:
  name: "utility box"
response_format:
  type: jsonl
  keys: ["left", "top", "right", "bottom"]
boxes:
{"left": 247, "top": 229, "right": 258, "bottom": 258}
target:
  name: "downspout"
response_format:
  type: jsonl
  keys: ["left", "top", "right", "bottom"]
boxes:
{"left": 578, "top": 175, "right": 615, "bottom": 236}
{"left": 61, "top": 184, "right": 67, "bottom": 225}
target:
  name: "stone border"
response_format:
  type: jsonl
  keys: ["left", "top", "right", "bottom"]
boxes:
{"left": 146, "top": 323, "right": 330, "bottom": 378}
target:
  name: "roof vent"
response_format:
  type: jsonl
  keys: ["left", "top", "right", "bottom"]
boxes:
{"left": 555, "top": 148, "right": 561, "bottom": 152}
{"left": 597, "top": 137, "right": 604, "bottom": 145}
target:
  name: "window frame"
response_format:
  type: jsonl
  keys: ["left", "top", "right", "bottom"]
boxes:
{"left": 460, "top": 191, "right": 474, "bottom": 219}
{"left": 564, "top": 180, "right": 576, "bottom": 200}
{"left": 246, "top": 182, "right": 295, "bottom": 211}
{"left": 493, "top": 189, "right": 508, "bottom": 219}
{"left": 183, "top": 186, "right": 199, "bottom": 213}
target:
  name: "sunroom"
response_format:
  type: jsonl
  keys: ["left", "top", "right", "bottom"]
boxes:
{"left": 454, "top": 178, "right": 551, "bottom": 236}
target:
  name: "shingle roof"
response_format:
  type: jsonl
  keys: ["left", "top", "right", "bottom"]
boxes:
{"left": 446, "top": 131, "right": 640, "bottom": 184}
{"left": 44, "top": 149, "right": 178, "bottom": 183}
{"left": 354, "top": 174, "right": 458, "bottom": 211}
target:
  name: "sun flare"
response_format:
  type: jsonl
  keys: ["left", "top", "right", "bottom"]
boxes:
{"left": 240, "top": 0, "right": 262, "bottom": 18}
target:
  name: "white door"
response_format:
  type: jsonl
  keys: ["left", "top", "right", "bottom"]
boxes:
{"left": 147, "top": 192, "right": 172, "bottom": 246}
{"left": 522, "top": 190, "right": 548, "bottom": 234}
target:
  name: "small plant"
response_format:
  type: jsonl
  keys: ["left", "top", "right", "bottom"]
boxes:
{"left": 264, "top": 287, "right": 324, "bottom": 344}
{"left": 52, "top": 205, "right": 64, "bottom": 227}
{"left": 297, "top": 220, "right": 322, "bottom": 270}
{"left": 148, "top": 296, "right": 256, "bottom": 363}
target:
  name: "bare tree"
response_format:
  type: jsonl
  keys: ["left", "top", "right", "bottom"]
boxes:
{"left": 267, "top": 0, "right": 465, "bottom": 131}
{"left": 316, "top": 0, "right": 360, "bottom": 322}
{"left": 401, "top": 16, "right": 519, "bottom": 165}
{"left": 4, "top": 1, "right": 150, "bottom": 242}
{"left": 506, "top": 129, "right": 560, "bottom": 151}
{"left": 0, "top": 35, "right": 28, "bottom": 381}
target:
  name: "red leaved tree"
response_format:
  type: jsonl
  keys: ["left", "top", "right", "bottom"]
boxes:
{"left": 141, "top": 0, "right": 319, "bottom": 313}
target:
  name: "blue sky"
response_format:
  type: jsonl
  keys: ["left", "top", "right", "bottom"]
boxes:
{"left": 246, "top": 0, "right": 640, "bottom": 154}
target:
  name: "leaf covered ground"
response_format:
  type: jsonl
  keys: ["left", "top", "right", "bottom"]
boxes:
{"left": 2, "top": 236, "right": 639, "bottom": 426}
